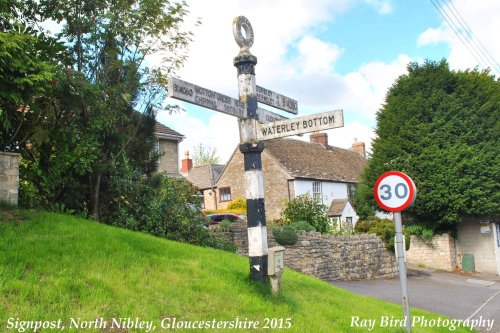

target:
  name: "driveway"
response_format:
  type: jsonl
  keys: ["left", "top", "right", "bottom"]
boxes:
{"left": 331, "top": 267, "right": 500, "bottom": 332}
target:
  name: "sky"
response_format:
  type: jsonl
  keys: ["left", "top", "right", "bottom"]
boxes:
{"left": 154, "top": 0, "right": 500, "bottom": 165}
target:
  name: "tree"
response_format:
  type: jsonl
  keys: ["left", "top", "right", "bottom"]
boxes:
{"left": 0, "top": 0, "right": 65, "bottom": 151}
{"left": 192, "top": 143, "right": 221, "bottom": 166}
{"left": 16, "top": 0, "right": 192, "bottom": 218}
{"left": 359, "top": 60, "right": 500, "bottom": 232}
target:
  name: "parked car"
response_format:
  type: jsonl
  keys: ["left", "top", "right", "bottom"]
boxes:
{"left": 187, "top": 203, "right": 208, "bottom": 226}
{"left": 207, "top": 213, "right": 245, "bottom": 225}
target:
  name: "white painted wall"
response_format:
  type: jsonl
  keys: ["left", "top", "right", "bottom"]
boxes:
{"left": 341, "top": 201, "right": 359, "bottom": 226}
{"left": 494, "top": 223, "right": 500, "bottom": 275}
{"left": 294, "top": 179, "right": 348, "bottom": 206}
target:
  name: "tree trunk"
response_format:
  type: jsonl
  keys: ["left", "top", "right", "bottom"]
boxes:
{"left": 90, "top": 173, "right": 102, "bottom": 219}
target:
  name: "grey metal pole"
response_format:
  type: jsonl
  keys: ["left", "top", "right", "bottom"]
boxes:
{"left": 233, "top": 16, "right": 268, "bottom": 283}
{"left": 394, "top": 211, "right": 411, "bottom": 332}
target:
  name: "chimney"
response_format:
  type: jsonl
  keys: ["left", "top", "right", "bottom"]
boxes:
{"left": 181, "top": 150, "right": 193, "bottom": 175}
{"left": 352, "top": 138, "right": 366, "bottom": 158}
{"left": 310, "top": 132, "right": 328, "bottom": 148}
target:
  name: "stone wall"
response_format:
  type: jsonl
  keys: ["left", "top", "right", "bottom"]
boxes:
{"left": 0, "top": 152, "right": 20, "bottom": 205}
{"left": 223, "top": 221, "right": 397, "bottom": 281}
{"left": 406, "top": 234, "right": 457, "bottom": 271}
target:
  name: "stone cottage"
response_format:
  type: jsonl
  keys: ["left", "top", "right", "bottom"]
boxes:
{"left": 154, "top": 122, "right": 184, "bottom": 177}
{"left": 214, "top": 132, "right": 367, "bottom": 220}
{"left": 181, "top": 151, "right": 225, "bottom": 210}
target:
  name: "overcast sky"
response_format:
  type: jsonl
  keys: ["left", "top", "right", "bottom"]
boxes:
{"left": 154, "top": 0, "right": 500, "bottom": 164}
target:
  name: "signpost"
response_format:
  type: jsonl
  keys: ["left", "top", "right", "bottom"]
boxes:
{"left": 374, "top": 171, "right": 417, "bottom": 333}
{"left": 167, "top": 15, "right": 344, "bottom": 283}
{"left": 256, "top": 110, "right": 343, "bottom": 141}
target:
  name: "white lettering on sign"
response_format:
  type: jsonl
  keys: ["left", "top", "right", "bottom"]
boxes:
{"left": 167, "top": 77, "right": 246, "bottom": 118}
{"left": 256, "top": 110, "right": 343, "bottom": 141}
{"left": 256, "top": 85, "right": 298, "bottom": 115}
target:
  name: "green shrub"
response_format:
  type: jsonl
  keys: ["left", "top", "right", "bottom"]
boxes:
{"left": 227, "top": 197, "right": 247, "bottom": 211}
{"left": 109, "top": 175, "right": 236, "bottom": 252}
{"left": 282, "top": 194, "right": 330, "bottom": 234}
{"left": 405, "top": 223, "right": 435, "bottom": 239}
{"left": 219, "top": 219, "right": 233, "bottom": 232}
{"left": 272, "top": 225, "right": 298, "bottom": 246}
{"left": 355, "top": 216, "right": 410, "bottom": 251}
{"left": 289, "top": 220, "right": 317, "bottom": 232}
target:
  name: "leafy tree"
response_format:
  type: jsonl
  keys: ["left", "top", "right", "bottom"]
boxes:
{"left": 0, "top": 0, "right": 65, "bottom": 151}
{"left": 192, "top": 143, "right": 221, "bottom": 166}
{"left": 16, "top": 0, "right": 192, "bottom": 218}
{"left": 359, "top": 60, "right": 500, "bottom": 231}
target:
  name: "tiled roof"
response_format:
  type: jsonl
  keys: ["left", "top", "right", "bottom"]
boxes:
{"left": 264, "top": 138, "right": 367, "bottom": 182}
{"left": 186, "top": 164, "right": 225, "bottom": 190}
{"left": 328, "top": 199, "right": 349, "bottom": 216}
{"left": 154, "top": 122, "right": 184, "bottom": 139}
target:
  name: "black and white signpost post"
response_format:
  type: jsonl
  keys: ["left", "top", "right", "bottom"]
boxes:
{"left": 374, "top": 171, "right": 417, "bottom": 333}
{"left": 167, "top": 16, "right": 344, "bottom": 283}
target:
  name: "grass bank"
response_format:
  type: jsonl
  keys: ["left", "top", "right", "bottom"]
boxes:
{"left": 0, "top": 207, "right": 474, "bottom": 332}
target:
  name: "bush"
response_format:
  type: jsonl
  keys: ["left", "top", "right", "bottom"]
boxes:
{"left": 289, "top": 220, "right": 317, "bottom": 232}
{"left": 282, "top": 194, "right": 331, "bottom": 234}
{"left": 355, "top": 216, "right": 410, "bottom": 251}
{"left": 227, "top": 198, "right": 247, "bottom": 211}
{"left": 272, "top": 225, "right": 298, "bottom": 246}
{"left": 109, "top": 175, "right": 236, "bottom": 252}
{"left": 405, "top": 223, "right": 435, "bottom": 239}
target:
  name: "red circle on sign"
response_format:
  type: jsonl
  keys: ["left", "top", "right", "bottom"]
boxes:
{"left": 374, "top": 171, "right": 417, "bottom": 212}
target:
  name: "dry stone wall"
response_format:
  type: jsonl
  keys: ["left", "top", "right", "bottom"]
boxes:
{"left": 222, "top": 221, "right": 397, "bottom": 281}
{"left": 0, "top": 152, "right": 20, "bottom": 205}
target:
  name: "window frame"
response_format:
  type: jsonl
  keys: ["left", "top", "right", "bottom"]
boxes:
{"left": 219, "top": 187, "right": 232, "bottom": 202}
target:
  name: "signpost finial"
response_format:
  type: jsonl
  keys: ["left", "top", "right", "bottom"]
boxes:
{"left": 233, "top": 16, "right": 254, "bottom": 52}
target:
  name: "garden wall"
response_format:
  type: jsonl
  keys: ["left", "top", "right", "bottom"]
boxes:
{"left": 223, "top": 221, "right": 397, "bottom": 281}
{"left": 405, "top": 234, "right": 457, "bottom": 271}
{"left": 0, "top": 152, "right": 20, "bottom": 205}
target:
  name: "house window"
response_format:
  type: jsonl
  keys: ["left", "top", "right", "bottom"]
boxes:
{"left": 346, "top": 217, "right": 353, "bottom": 227}
{"left": 220, "top": 187, "right": 231, "bottom": 202}
{"left": 312, "top": 181, "right": 322, "bottom": 201}
{"left": 347, "top": 183, "right": 356, "bottom": 202}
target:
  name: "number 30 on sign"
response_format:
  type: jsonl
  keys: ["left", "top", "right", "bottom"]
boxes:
{"left": 374, "top": 171, "right": 417, "bottom": 212}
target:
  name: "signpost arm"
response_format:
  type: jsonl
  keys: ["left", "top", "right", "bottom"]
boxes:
{"left": 394, "top": 211, "right": 412, "bottom": 332}
{"left": 233, "top": 16, "right": 268, "bottom": 283}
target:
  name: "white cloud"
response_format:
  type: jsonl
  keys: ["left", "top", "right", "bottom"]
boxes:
{"left": 417, "top": 0, "right": 500, "bottom": 76}
{"left": 154, "top": 0, "right": 416, "bottom": 167}
{"left": 294, "top": 36, "right": 344, "bottom": 75}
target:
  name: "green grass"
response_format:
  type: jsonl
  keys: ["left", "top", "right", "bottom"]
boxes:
{"left": 0, "top": 207, "right": 474, "bottom": 332}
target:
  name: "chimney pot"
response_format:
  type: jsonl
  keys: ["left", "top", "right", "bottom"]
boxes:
{"left": 181, "top": 150, "right": 193, "bottom": 174}
{"left": 352, "top": 140, "right": 366, "bottom": 158}
{"left": 310, "top": 132, "right": 328, "bottom": 148}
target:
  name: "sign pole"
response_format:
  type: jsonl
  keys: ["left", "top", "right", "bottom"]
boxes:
{"left": 394, "top": 211, "right": 411, "bottom": 332}
{"left": 374, "top": 171, "right": 416, "bottom": 333}
{"left": 233, "top": 16, "right": 268, "bottom": 282}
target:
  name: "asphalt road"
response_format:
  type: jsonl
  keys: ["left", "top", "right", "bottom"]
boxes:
{"left": 331, "top": 267, "right": 500, "bottom": 332}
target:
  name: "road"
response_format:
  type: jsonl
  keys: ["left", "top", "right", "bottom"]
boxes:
{"left": 331, "top": 267, "right": 500, "bottom": 332}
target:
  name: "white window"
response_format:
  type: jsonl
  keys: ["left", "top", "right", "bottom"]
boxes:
{"left": 220, "top": 187, "right": 231, "bottom": 202}
{"left": 312, "top": 181, "right": 322, "bottom": 201}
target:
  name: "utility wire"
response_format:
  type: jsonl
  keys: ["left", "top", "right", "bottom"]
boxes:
{"left": 445, "top": 0, "right": 500, "bottom": 73}
{"left": 430, "top": 0, "right": 499, "bottom": 75}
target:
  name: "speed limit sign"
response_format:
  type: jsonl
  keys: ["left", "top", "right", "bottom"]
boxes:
{"left": 374, "top": 171, "right": 417, "bottom": 212}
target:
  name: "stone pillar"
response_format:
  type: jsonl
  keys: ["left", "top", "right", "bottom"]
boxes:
{"left": 0, "top": 152, "right": 20, "bottom": 205}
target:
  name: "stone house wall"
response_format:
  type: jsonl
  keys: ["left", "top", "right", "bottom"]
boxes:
{"left": 222, "top": 221, "right": 397, "bottom": 281}
{"left": 0, "top": 152, "right": 20, "bottom": 205}
{"left": 406, "top": 234, "right": 457, "bottom": 271}
{"left": 216, "top": 148, "right": 292, "bottom": 220}
{"left": 157, "top": 139, "right": 180, "bottom": 177}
